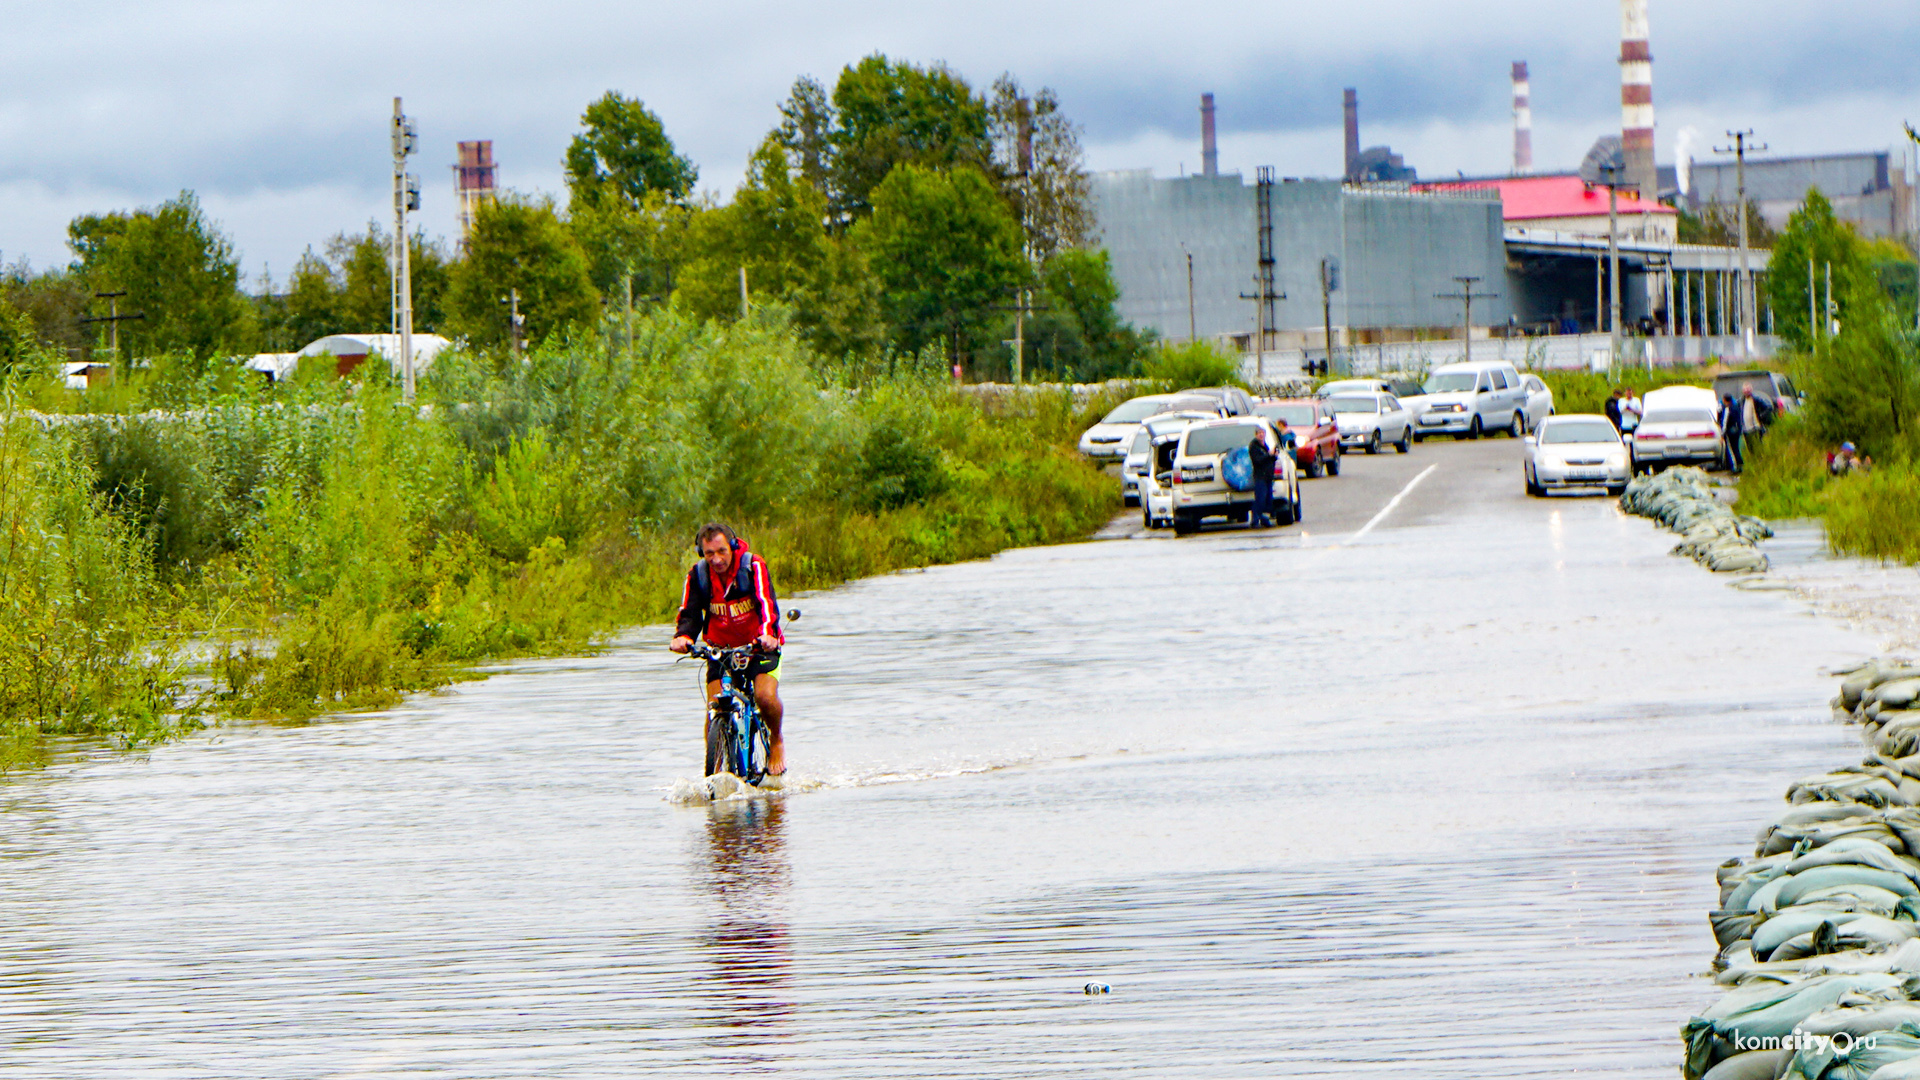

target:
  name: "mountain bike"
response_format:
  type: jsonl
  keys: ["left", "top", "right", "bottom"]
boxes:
{"left": 687, "top": 643, "right": 771, "bottom": 785}
{"left": 684, "top": 610, "right": 798, "bottom": 787}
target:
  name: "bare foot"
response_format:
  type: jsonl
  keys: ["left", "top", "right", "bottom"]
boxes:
{"left": 766, "top": 739, "right": 787, "bottom": 776}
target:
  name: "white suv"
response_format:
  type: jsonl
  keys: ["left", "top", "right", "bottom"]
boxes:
{"left": 1408, "top": 360, "right": 1530, "bottom": 439}
{"left": 1169, "top": 418, "right": 1302, "bottom": 535}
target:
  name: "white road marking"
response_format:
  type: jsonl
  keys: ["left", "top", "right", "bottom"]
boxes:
{"left": 1350, "top": 464, "right": 1438, "bottom": 542}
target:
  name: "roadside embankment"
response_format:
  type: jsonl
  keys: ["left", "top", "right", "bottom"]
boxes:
{"left": 1621, "top": 467, "right": 1774, "bottom": 573}
{"left": 1683, "top": 659, "right": 1920, "bottom": 1080}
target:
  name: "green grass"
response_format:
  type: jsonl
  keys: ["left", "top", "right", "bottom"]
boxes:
{"left": 2, "top": 308, "right": 1122, "bottom": 739}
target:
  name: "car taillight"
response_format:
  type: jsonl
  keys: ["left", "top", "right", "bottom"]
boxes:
{"left": 1170, "top": 474, "right": 1181, "bottom": 484}
{"left": 1635, "top": 432, "right": 1658, "bottom": 440}
{"left": 1688, "top": 429, "right": 1716, "bottom": 438}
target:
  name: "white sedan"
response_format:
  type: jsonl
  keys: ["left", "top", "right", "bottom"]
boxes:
{"left": 1523, "top": 414, "right": 1631, "bottom": 496}
{"left": 1327, "top": 393, "right": 1413, "bottom": 454}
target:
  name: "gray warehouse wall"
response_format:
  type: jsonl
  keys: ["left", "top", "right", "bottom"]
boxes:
{"left": 1091, "top": 171, "right": 1513, "bottom": 340}
{"left": 1089, "top": 170, "right": 1255, "bottom": 342}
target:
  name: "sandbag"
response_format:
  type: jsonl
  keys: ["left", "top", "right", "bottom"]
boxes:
{"left": 1879, "top": 681, "right": 1920, "bottom": 710}
{"left": 1782, "top": 1021, "right": 1920, "bottom": 1080}
{"left": 1683, "top": 974, "right": 1905, "bottom": 1080}
{"left": 1798, "top": 1003, "right": 1920, "bottom": 1041}
{"left": 1790, "top": 884, "right": 1907, "bottom": 917}
{"left": 1777, "top": 866, "right": 1920, "bottom": 907}
{"left": 1703, "top": 1049, "right": 1790, "bottom": 1080}
{"left": 1718, "top": 909, "right": 1764, "bottom": 949}
{"left": 1621, "top": 467, "right": 1773, "bottom": 574}
{"left": 1756, "top": 911, "right": 1871, "bottom": 960}
{"left": 1787, "top": 841, "right": 1920, "bottom": 887}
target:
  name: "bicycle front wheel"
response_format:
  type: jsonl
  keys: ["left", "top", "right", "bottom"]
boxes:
{"left": 704, "top": 707, "right": 732, "bottom": 778}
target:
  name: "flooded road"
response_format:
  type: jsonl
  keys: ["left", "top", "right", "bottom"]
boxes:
{"left": 0, "top": 438, "right": 1882, "bottom": 1077}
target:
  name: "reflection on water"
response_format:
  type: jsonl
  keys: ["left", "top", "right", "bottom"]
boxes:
{"left": 700, "top": 799, "right": 792, "bottom": 1064}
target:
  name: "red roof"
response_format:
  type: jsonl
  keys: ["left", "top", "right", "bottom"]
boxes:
{"left": 1416, "top": 175, "right": 1674, "bottom": 221}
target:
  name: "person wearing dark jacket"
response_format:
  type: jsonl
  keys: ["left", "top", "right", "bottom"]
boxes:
{"left": 1719, "top": 394, "right": 1745, "bottom": 473}
{"left": 1604, "top": 390, "right": 1624, "bottom": 432}
{"left": 1248, "top": 426, "right": 1279, "bottom": 528}
{"left": 670, "top": 522, "right": 787, "bottom": 776}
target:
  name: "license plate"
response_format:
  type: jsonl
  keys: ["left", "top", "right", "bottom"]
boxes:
{"left": 1419, "top": 416, "right": 1445, "bottom": 424}
{"left": 1664, "top": 447, "right": 1686, "bottom": 458}
{"left": 1569, "top": 469, "right": 1604, "bottom": 480}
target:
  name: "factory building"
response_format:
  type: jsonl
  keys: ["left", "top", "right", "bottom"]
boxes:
{"left": 1684, "top": 151, "right": 1917, "bottom": 240}
{"left": 1090, "top": 170, "right": 1510, "bottom": 362}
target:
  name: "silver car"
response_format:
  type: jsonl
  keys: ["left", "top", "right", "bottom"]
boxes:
{"left": 1328, "top": 393, "right": 1413, "bottom": 454}
{"left": 1523, "top": 414, "right": 1631, "bottom": 496}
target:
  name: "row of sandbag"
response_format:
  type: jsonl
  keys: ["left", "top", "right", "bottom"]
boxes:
{"left": 1620, "top": 466, "right": 1774, "bottom": 573}
{"left": 1686, "top": 661, "right": 1920, "bottom": 1080}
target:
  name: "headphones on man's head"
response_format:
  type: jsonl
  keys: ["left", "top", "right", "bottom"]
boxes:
{"left": 695, "top": 522, "right": 739, "bottom": 552}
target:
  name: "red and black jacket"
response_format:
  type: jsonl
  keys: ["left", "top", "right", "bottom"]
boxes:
{"left": 675, "top": 538, "right": 783, "bottom": 649}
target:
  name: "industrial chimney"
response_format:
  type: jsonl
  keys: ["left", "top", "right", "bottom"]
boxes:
{"left": 1511, "top": 62, "right": 1533, "bottom": 174}
{"left": 454, "top": 140, "right": 498, "bottom": 249}
{"left": 1200, "top": 93, "right": 1218, "bottom": 177}
{"left": 1619, "top": 0, "right": 1656, "bottom": 197}
{"left": 1343, "top": 88, "right": 1360, "bottom": 181}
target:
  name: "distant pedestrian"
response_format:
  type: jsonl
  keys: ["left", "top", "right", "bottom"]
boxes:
{"left": 1605, "top": 390, "right": 1624, "bottom": 432}
{"left": 1620, "top": 388, "right": 1643, "bottom": 435}
{"left": 1720, "top": 393, "right": 1745, "bottom": 473}
{"left": 1740, "top": 385, "right": 1774, "bottom": 460}
{"left": 1248, "top": 425, "right": 1278, "bottom": 528}
{"left": 1828, "top": 442, "right": 1871, "bottom": 476}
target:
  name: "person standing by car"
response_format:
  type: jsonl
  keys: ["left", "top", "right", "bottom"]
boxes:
{"left": 670, "top": 523, "right": 788, "bottom": 777}
{"left": 1248, "top": 426, "right": 1278, "bottom": 528}
{"left": 1620, "top": 388, "right": 1643, "bottom": 436}
{"left": 1605, "top": 389, "right": 1624, "bottom": 432}
{"left": 1740, "top": 385, "right": 1774, "bottom": 462}
{"left": 1719, "top": 393, "right": 1746, "bottom": 473}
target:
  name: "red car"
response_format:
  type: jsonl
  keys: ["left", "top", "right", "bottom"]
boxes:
{"left": 1255, "top": 399, "right": 1341, "bottom": 477}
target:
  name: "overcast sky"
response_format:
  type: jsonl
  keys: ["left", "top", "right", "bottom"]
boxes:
{"left": 4, "top": 0, "right": 1916, "bottom": 284}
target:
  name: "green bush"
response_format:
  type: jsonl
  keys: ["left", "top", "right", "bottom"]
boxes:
{"left": 1143, "top": 340, "right": 1243, "bottom": 389}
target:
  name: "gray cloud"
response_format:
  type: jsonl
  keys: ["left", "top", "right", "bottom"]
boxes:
{"left": 2, "top": 0, "right": 1914, "bottom": 278}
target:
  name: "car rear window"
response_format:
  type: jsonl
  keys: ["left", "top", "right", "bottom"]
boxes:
{"left": 1541, "top": 420, "right": 1621, "bottom": 444}
{"left": 1183, "top": 424, "right": 1262, "bottom": 456}
{"left": 1257, "top": 404, "right": 1318, "bottom": 426}
{"left": 1327, "top": 395, "right": 1379, "bottom": 414}
{"left": 1643, "top": 408, "right": 1715, "bottom": 425}
{"left": 1129, "top": 430, "right": 1150, "bottom": 453}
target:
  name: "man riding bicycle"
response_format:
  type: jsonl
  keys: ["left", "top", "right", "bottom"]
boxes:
{"left": 669, "top": 523, "right": 787, "bottom": 777}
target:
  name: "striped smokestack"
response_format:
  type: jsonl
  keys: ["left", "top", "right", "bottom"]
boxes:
{"left": 1619, "top": 0, "right": 1656, "bottom": 198}
{"left": 1511, "top": 62, "right": 1532, "bottom": 174}
{"left": 1201, "top": 92, "right": 1218, "bottom": 177}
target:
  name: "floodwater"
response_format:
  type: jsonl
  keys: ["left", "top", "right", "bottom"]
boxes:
{"left": 0, "top": 441, "right": 1884, "bottom": 1077}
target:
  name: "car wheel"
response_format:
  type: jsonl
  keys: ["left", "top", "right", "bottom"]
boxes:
{"left": 1396, "top": 426, "right": 1412, "bottom": 453}
{"left": 1306, "top": 457, "right": 1323, "bottom": 478}
{"left": 1326, "top": 451, "right": 1341, "bottom": 476}
{"left": 1172, "top": 512, "right": 1197, "bottom": 536}
{"left": 1468, "top": 415, "right": 1482, "bottom": 440}
{"left": 1509, "top": 412, "right": 1525, "bottom": 438}
{"left": 1143, "top": 506, "right": 1152, "bottom": 530}
{"left": 1292, "top": 494, "right": 1303, "bottom": 523}
{"left": 1525, "top": 466, "right": 1542, "bottom": 497}
{"left": 1124, "top": 493, "right": 1139, "bottom": 507}
{"left": 1366, "top": 431, "right": 1380, "bottom": 455}
{"left": 1273, "top": 494, "right": 1295, "bottom": 526}
{"left": 1607, "top": 483, "right": 1627, "bottom": 496}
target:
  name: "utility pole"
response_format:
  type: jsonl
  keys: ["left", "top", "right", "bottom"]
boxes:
{"left": 1597, "top": 159, "right": 1625, "bottom": 367}
{"left": 1826, "top": 261, "right": 1834, "bottom": 341}
{"left": 1714, "top": 129, "right": 1766, "bottom": 362}
{"left": 1809, "top": 258, "right": 1818, "bottom": 353}
{"left": 623, "top": 266, "right": 635, "bottom": 365}
{"left": 1319, "top": 257, "right": 1340, "bottom": 377}
{"left": 1435, "top": 276, "right": 1498, "bottom": 365}
{"left": 1184, "top": 249, "right": 1196, "bottom": 342}
{"left": 391, "top": 97, "right": 420, "bottom": 401}
{"left": 739, "top": 266, "right": 750, "bottom": 318}
{"left": 77, "top": 291, "right": 145, "bottom": 371}
{"left": 505, "top": 289, "right": 524, "bottom": 357}
{"left": 1905, "top": 123, "right": 1920, "bottom": 331}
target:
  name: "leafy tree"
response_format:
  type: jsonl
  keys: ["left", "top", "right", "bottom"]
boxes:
{"left": 564, "top": 92, "right": 697, "bottom": 211}
{"left": 987, "top": 75, "right": 1093, "bottom": 260}
{"left": 993, "top": 248, "right": 1149, "bottom": 382}
{"left": 1676, "top": 199, "right": 1776, "bottom": 249}
{"left": 676, "top": 139, "right": 886, "bottom": 360}
{"left": 570, "top": 189, "right": 693, "bottom": 303}
{"left": 777, "top": 55, "right": 994, "bottom": 227}
{"left": 1767, "top": 189, "right": 1880, "bottom": 349}
{"left": 1864, "top": 237, "right": 1919, "bottom": 329}
{"left": 1143, "top": 339, "right": 1243, "bottom": 389}
{"left": 855, "top": 164, "right": 1026, "bottom": 364}
{"left": 447, "top": 195, "right": 600, "bottom": 349}
{"left": 272, "top": 227, "right": 452, "bottom": 349}
{"left": 0, "top": 299, "right": 42, "bottom": 377}
{"left": 67, "top": 191, "right": 254, "bottom": 361}
{"left": 0, "top": 260, "right": 90, "bottom": 363}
